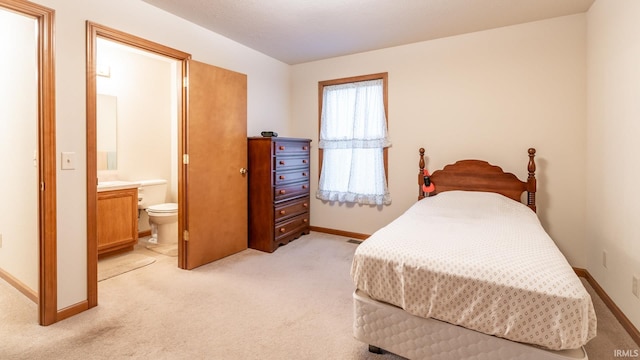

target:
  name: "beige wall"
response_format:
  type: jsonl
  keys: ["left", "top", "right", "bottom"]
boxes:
{"left": 0, "top": 8, "right": 39, "bottom": 293}
{"left": 97, "top": 41, "right": 175, "bottom": 188}
{"left": 586, "top": 0, "right": 640, "bottom": 331}
{"left": 97, "top": 41, "right": 177, "bottom": 233}
{"left": 291, "top": 14, "right": 588, "bottom": 267}
{"left": 35, "top": 0, "right": 291, "bottom": 309}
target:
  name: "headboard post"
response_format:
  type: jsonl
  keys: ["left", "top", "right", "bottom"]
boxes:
{"left": 527, "top": 148, "right": 537, "bottom": 212}
{"left": 418, "top": 148, "right": 426, "bottom": 200}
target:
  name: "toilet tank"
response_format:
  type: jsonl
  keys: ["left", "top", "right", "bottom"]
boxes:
{"left": 137, "top": 179, "right": 167, "bottom": 209}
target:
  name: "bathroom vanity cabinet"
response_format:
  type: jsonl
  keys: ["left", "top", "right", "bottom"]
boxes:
{"left": 248, "top": 137, "right": 311, "bottom": 252}
{"left": 97, "top": 187, "right": 139, "bottom": 257}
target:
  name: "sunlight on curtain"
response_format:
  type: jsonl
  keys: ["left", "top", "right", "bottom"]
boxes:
{"left": 317, "top": 79, "right": 391, "bottom": 205}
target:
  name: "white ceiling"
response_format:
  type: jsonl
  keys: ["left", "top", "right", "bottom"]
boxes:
{"left": 141, "top": 0, "right": 594, "bottom": 65}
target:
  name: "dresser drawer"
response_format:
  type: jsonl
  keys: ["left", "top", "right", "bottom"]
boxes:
{"left": 274, "top": 213, "right": 310, "bottom": 242}
{"left": 274, "top": 197, "right": 309, "bottom": 222}
{"left": 274, "top": 140, "right": 310, "bottom": 156}
{"left": 274, "top": 168, "right": 309, "bottom": 185}
{"left": 274, "top": 155, "right": 309, "bottom": 171}
{"left": 274, "top": 181, "right": 309, "bottom": 202}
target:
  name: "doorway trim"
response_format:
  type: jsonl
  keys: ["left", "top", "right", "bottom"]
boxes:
{"left": 0, "top": 0, "right": 57, "bottom": 326}
{"left": 86, "top": 22, "right": 191, "bottom": 308}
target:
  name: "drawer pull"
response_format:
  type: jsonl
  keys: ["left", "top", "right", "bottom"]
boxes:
{"left": 279, "top": 175, "right": 285, "bottom": 180}
{"left": 279, "top": 210, "right": 286, "bottom": 215}
{"left": 279, "top": 190, "right": 286, "bottom": 195}
{"left": 302, "top": 159, "right": 308, "bottom": 164}
{"left": 303, "top": 203, "right": 308, "bottom": 208}
{"left": 302, "top": 146, "right": 308, "bottom": 150}
{"left": 279, "top": 160, "right": 285, "bottom": 165}
{"left": 302, "top": 185, "right": 308, "bottom": 189}
{"left": 279, "top": 227, "right": 286, "bottom": 233}
{"left": 279, "top": 146, "right": 285, "bottom": 150}
{"left": 303, "top": 219, "right": 308, "bottom": 223}
{"left": 302, "top": 172, "right": 307, "bottom": 177}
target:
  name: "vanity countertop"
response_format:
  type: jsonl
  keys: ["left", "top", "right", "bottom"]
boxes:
{"left": 97, "top": 180, "right": 140, "bottom": 192}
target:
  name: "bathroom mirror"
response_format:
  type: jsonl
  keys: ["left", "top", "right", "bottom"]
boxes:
{"left": 97, "top": 94, "right": 117, "bottom": 170}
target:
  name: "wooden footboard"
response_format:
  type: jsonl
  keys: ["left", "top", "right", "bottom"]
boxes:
{"left": 418, "top": 148, "right": 537, "bottom": 212}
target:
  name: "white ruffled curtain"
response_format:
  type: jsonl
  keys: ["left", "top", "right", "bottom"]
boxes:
{"left": 317, "top": 79, "right": 391, "bottom": 205}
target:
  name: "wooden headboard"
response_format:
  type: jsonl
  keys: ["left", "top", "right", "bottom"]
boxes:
{"left": 418, "top": 148, "right": 537, "bottom": 212}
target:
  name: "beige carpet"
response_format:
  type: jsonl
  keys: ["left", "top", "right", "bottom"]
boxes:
{"left": 0, "top": 232, "right": 637, "bottom": 359}
{"left": 97, "top": 252, "right": 156, "bottom": 281}
{"left": 581, "top": 277, "right": 637, "bottom": 359}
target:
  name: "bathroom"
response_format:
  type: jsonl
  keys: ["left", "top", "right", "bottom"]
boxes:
{"left": 96, "top": 37, "right": 180, "bottom": 248}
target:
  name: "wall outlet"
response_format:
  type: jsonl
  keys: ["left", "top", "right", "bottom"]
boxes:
{"left": 602, "top": 250, "right": 608, "bottom": 269}
{"left": 633, "top": 276, "right": 640, "bottom": 299}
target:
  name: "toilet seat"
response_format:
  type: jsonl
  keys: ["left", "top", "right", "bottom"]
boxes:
{"left": 147, "top": 203, "right": 178, "bottom": 214}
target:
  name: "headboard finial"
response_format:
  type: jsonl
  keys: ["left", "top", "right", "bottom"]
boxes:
{"left": 527, "top": 148, "right": 536, "bottom": 174}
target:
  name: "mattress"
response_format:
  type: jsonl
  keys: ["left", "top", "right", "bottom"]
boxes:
{"left": 354, "top": 289, "right": 588, "bottom": 360}
{"left": 351, "top": 191, "right": 597, "bottom": 350}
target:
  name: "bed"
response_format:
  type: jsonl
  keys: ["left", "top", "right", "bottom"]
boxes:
{"left": 350, "top": 148, "right": 597, "bottom": 360}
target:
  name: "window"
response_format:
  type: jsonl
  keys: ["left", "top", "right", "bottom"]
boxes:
{"left": 317, "top": 73, "right": 391, "bottom": 205}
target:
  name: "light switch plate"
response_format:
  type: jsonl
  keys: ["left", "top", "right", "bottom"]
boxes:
{"left": 61, "top": 152, "right": 76, "bottom": 170}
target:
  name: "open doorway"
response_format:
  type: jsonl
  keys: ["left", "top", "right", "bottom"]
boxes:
{"left": 94, "top": 36, "right": 181, "bottom": 278}
{"left": 0, "top": 0, "right": 56, "bottom": 326}
{"left": 86, "top": 22, "right": 249, "bottom": 309}
{"left": 86, "top": 22, "right": 190, "bottom": 308}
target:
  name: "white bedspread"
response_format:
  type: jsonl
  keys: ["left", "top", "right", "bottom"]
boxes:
{"left": 351, "top": 191, "right": 597, "bottom": 350}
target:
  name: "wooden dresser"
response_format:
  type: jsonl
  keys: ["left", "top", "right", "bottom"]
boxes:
{"left": 248, "top": 137, "right": 311, "bottom": 252}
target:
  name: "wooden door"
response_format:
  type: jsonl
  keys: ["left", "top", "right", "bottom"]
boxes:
{"left": 182, "top": 60, "right": 248, "bottom": 270}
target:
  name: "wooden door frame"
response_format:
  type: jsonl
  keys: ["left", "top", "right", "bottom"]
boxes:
{"left": 86, "top": 22, "right": 191, "bottom": 308}
{"left": 0, "top": 0, "right": 56, "bottom": 326}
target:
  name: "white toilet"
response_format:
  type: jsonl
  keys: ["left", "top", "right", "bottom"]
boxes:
{"left": 137, "top": 179, "right": 178, "bottom": 245}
